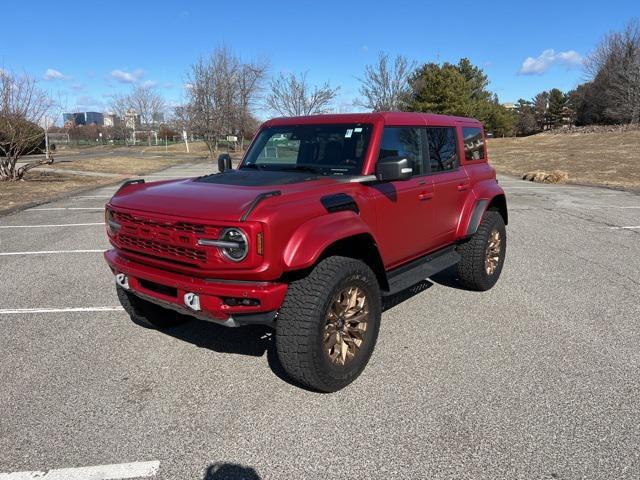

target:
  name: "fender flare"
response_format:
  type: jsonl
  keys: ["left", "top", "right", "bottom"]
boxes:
{"left": 282, "top": 211, "right": 374, "bottom": 270}
{"left": 455, "top": 180, "right": 507, "bottom": 239}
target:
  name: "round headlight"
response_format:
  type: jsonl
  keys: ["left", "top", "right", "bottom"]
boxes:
{"left": 219, "top": 228, "right": 248, "bottom": 262}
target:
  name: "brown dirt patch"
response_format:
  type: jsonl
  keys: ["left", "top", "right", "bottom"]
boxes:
{"left": 488, "top": 130, "right": 640, "bottom": 191}
{"left": 45, "top": 155, "right": 204, "bottom": 175}
{"left": 0, "top": 171, "right": 118, "bottom": 214}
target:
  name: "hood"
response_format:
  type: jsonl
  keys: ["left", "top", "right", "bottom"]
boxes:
{"left": 109, "top": 169, "right": 341, "bottom": 222}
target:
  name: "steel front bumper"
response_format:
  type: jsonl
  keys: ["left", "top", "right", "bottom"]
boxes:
{"left": 104, "top": 249, "right": 287, "bottom": 326}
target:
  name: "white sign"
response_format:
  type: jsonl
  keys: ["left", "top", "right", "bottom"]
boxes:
{"left": 226, "top": 135, "right": 238, "bottom": 142}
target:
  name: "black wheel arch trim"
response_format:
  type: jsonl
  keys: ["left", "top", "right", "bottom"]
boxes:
{"left": 466, "top": 199, "right": 489, "bottom": 236}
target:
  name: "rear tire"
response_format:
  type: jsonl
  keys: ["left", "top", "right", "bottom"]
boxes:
{"left": 276, "top": 256, "right": 382, "bottom": 392}
{"left": 117, "top": 286, "right": 189, "bottom": 329}
{"left": 456, "top": 210, "right": 506, "bottom": 291}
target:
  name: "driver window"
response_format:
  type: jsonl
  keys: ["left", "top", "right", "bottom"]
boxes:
{"left": 378, "top": 127, "right": 427, "bottom": 175}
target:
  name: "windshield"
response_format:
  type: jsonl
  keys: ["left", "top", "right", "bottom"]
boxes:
{"left": 241, "top": 124, "right": 373, "bottom": 175}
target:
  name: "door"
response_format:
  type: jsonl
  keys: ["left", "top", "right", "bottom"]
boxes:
{"left": 426, "top": 126, "right": 470, "bottom": 246}
{"left": 369, "top": 126, "right": 434, "bottom": 268}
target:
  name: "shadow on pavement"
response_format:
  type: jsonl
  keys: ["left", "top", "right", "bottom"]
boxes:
{"left": 429, "top": 265, "right": 469, "bottom": 290}
{"left": 142, "top": 278, "right": 437, "bottom": 389}
{"left": 203, "top": 462, "right": 261, "bottom": 480}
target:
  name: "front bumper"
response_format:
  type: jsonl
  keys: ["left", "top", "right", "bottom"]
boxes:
{"left": 105, "top": 249, "right": 288, "bottom": 325}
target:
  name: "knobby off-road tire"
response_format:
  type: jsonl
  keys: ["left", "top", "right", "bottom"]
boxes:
{"left": 276, "top": 256, "right": 382, "bottom": 392}
{"left": 117, "top": 286, "right": 188, "bottom": 329}
{"left": 456, "top": 210, "right": 507, "bottom": 291}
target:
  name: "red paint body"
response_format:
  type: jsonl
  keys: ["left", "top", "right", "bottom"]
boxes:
{"left": 104, "top": 113, "right": 506, "bottom": 322}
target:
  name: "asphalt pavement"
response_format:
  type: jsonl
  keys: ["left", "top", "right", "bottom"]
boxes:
{"left": 1, "top": 163, "right": 639, "bottom": 479}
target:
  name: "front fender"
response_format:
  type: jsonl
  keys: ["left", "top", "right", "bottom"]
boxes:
{"left": 283, "top": 212, "right": 373, "bottom": 270}
{"left": 455, "top": 179, "right": 507, "bottom": 239}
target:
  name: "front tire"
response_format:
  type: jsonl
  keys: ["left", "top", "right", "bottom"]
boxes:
{"left": 117, "top": 286, "right": 189, "bottom": 329}
{"left": 276, "top": 256, "right": 382, "bottom": 392}
{"left": 456, "top": 210, "right": 507, "bottom": 291}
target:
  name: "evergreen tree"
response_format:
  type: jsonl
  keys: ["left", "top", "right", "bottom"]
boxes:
{"left": 547, "top": 88, "right": 566, "bottom": 127}
{"left": 406, "top": 58, "right": 514, "bottom": 135}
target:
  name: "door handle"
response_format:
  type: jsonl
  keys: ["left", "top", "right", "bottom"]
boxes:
{"left": 418, "top": 191, "right": 434, "bottom": 201}
{"left": 457, "top": 182, "right": 470, "bottom": 191}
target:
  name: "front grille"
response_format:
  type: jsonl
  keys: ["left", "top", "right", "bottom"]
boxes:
{"left": 111, "top": 210, "right": 223, "bottom": 269}
{"left": 113, "top": 211, "right": 217, "bottom": 235}
{"left": 119, "top": 233, "right": 207, "bottom": 266}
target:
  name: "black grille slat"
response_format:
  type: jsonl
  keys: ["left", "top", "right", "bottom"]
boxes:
{"left": 119, "top": 234, "right": 207, "bottom": 264}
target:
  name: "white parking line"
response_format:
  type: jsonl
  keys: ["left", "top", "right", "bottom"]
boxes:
{"left": 0, "top": 223, "right": 103, "bottom": 229}
{"left": 0, "top": 250, "right": 104, "bottom": 256}
{"left": 0, "top": 460, "right": 159, "bottom": 479}
{"left": 76, "top": 195, "right": 112, "bottom": 199}
{"left": 28, "top": 208, "right": 104, "bottom": 211}
{"left": 609, "top": 225, "right": 640, "bottom": 230}
{"left": 0, "top": 307, "right": 124, "bottom": 314}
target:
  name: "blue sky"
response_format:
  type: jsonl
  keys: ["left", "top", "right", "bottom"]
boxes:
{"left": 1, "top": 0, "right": 636, "bottom": 121}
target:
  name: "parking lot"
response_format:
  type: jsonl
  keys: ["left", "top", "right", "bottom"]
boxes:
{"left": 1, "top": 163, "right": 639, "bottom": 479}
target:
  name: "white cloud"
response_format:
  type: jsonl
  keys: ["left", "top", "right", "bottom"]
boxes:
{"left": 519, "top": 49, "right": 583, "bottom": 75}
{"left": 141, "top": 80, "right": 158, "bottom": 88}
{"left": 110, "top": 68, "right": 145, "bottom": 83}
{"left": 44, "top": 68, "right": 71, "bottom": 80}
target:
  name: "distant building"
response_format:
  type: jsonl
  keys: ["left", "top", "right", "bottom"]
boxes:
{"left": 152, "top": 112, "right": 164, "bottom": 124}
{"left": 85, "top": 112, "right": 104, "bottom": 125}
{"left": 103, "top": 113, "right": 119, "bottom": 127}
{"left": 124, "top": 110, "right": 141, "bottom": 130}
{"left": 62, "top": 111, "right": 104, "bottom": 126}
{"left": 502, "top": 102, "right": 517, "bottom": 111}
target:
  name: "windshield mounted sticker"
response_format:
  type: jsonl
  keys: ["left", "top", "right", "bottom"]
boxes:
{"left": 345, "top": 129, "right": 353, "bottom": 138}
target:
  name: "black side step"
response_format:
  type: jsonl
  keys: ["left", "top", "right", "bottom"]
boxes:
{"left": 384, "top": 245, "right": 461, "bottom": 296}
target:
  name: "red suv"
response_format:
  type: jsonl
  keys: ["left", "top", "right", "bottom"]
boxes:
{"left": 105, "top": 112, "right": 507, "bottom": 392}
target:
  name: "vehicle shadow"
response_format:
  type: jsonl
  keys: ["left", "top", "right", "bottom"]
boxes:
{"left": 429, "top": 265, "right": 469, "bottom": 290}
{"left": 203, "top": 462, "right": 261, "bottom": 480}
{"left": 148, "top": 278, "right": 437, "bottom": 390}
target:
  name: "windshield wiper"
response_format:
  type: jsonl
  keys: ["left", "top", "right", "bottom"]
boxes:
{"left": 240, "top": 163, "right": 264, "bottom": 170}
{"left": 279, "top": 165, "right": 326, "bottom": 174}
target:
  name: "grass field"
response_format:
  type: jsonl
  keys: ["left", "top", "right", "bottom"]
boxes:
{"left": 46, "top": 155, "right": 204, "bottom": 175}
{"left": 488, "top": 130, "right": 640, "bottom": 191}
{"left": 0, "top": 171, "right": 116, "bottom": 214}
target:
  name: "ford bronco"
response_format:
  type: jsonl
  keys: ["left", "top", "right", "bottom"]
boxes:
{"left": 104, "top": 112, "right": 507, "bottom": 392}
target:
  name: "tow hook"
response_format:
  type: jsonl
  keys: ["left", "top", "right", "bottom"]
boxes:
{"left": 115, "top": 273, "right": 130, "bottom": 290}
{"left": 184, "top": 292, "right": 201, "bottom": 311}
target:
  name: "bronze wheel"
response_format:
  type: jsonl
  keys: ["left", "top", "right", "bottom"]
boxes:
{"left": 484, "top": 228, "right": 502, "bottom": 275}
{"left": 275, "top": 256, "right": 382, "bottom": 392}
{"left": 324, "top": 286, "right": 369, "bottom": 365}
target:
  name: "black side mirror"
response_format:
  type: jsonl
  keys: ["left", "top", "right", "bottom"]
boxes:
{"left": 218, "top": 153, "right": 233, "bottom": 172}
{"left": 375, "top": 156, "right": 413, "bottom": 182}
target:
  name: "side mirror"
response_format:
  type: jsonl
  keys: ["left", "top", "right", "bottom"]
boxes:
{"left": 218, "top": 153, "right": 233, "bottom": 172}
{"left": 375, "top": 156, "right": 413, "bottom": 182}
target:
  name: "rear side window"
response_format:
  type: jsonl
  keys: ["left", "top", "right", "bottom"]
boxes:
{"left": 378, "top": 127, "right": 427, "bottom": 175}
{"left": 426, "top": 127, "right": 458, "bottom": 172}
{"left": 462, "top": 127, "right": 485, "bottom": 161}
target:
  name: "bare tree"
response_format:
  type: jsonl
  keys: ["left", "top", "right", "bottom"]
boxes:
{"left": 108, "top": 94, "right": 133, "bottom": 145}
{"left": 587, "top": 20, "right": 640, "bottom": 124}
{"left": 356, "top": 53, "right": 416, "bottom": 111}
{"left": 126, "top": 86, "right": 166, "bottom": 145}
{"left": 0, "top": 70, "right": 53, "bottom": 181}
{"left": 265, "top": 72, "right": 339, "bottom": 116}
{"left": 185, "top": 47, "right": 241, "bottom": 157}
{"left": 236, "top": 59, "right": 269, "bottom": 148}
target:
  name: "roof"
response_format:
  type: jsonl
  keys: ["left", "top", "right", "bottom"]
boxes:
{"left": 263, "top": 112, "right": 482, "bottom": 127}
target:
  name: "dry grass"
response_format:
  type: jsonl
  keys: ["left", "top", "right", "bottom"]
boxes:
{"left": 46, "top": 155, "right": 203, "bottom": 175}
{"left": 0, "top": 171, "right": 117, "bottom": 214}
{"left": 488, "top": 130, "right": 640, "bottom": 191}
